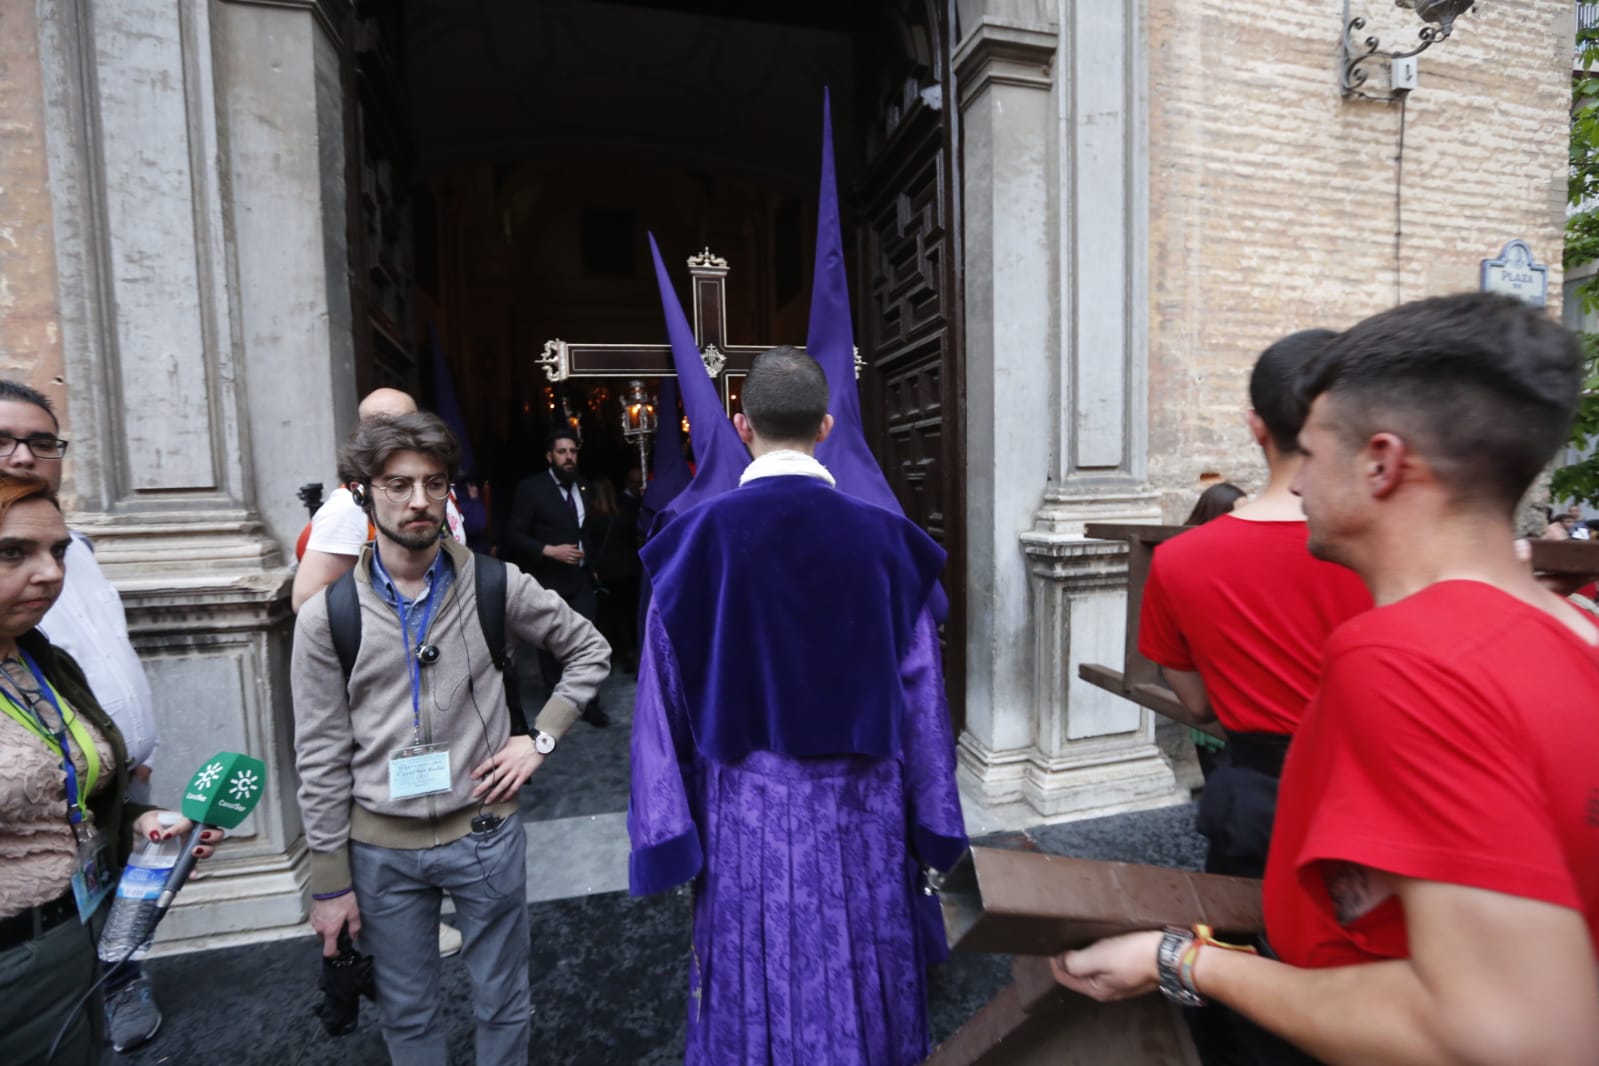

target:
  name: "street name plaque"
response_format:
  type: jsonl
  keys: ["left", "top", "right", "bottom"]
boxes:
{"left": 1480, "top": 239, "right": 1548, "bottom": 307}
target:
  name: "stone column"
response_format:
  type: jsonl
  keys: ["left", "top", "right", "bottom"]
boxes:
{"left": 955, "top": 0, "right": 1182, "bottom": 821}
{"left": 37, "top": 0, "right": 354, "bottom": 949}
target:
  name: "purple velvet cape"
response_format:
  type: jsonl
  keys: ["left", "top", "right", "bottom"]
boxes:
{"left": 639, "top": 476, "right": 945, "bottom": 763}
{"left": 628, "top": 476, "right": 968, "bottom": 1065}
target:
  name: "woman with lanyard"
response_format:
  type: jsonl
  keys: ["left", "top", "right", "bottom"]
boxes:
{"left": 0, "top": 472, "right": 219, "bottom": 1065}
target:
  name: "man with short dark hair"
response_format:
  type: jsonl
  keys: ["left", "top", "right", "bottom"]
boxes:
{"left": 503, "top": 427, "right": 610, "bottom": 725}
{"left": 0, "top": 380, "right": 168, "bottom": 1052}
{"left": 1053, "top": 293, "right": 1599, "bottom": 1066}
{"left": 628, "top": 345, "right": 967, "bottom": 1065}
{"left": 291, "top": 412, "right": 610, "bottom": 1064}
{"left": 1141, "top": 331, "right": 1371, "bottom": 881}
{"left": 1139, "top": 333, "right": 1373, "bottom": 1064}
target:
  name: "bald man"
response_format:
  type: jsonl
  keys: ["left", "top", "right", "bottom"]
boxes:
{"left": 358, "top": 387, "right": 416, "bottom": 421}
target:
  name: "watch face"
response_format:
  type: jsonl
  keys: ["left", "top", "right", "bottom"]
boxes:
{"left": 535, "top": 732, "right": 556, "bottom": 755}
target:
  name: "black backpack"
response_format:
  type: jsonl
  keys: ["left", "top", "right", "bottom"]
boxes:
{"left": 323, "top": 555, "right": 527, "bottom": 733}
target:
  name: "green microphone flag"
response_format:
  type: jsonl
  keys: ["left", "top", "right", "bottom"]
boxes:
{"left": 181, "top": 752, "right": 267, "bottom": 829}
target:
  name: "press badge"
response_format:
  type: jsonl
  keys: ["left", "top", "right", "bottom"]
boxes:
{"left": 389, "top": 744, "right": 451, "bottom": 800}
{"left": 71, "top": 826, "right": 114, "bottom": 923}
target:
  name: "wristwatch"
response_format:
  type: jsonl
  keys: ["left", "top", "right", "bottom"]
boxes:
{"left": 533, "top": 730, "right": 557, "bottom": 755}
{"left": 1156, "top": 926, "right": 1205, "bottom": 1007}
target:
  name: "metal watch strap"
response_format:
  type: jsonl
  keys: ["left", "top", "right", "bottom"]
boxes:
{"left": 1156, "top": 926, "right": 1205, "bottom": 1007}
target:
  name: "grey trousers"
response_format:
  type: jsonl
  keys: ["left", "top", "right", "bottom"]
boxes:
{"left": 350, "top": 818, "right": 530, "bottom": 1066}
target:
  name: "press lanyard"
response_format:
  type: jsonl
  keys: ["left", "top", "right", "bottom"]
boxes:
{"left": 398, "top": 589, "right": 439, "bottom": 744}
{"left": 372, "top": 548, "right": 444, "bottom": 745}
{"left": 0, "top": 650, "right": 100, "bottom": 827}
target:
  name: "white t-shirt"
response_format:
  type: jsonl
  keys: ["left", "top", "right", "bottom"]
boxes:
{"left": 305, "top": 487, "right": 370, "bottom": 556}
{"left": 304, "top": 485, "right": 466, "bottom": 556}
{"left": 42, "top": 534, "right": 159, "bottom": 768}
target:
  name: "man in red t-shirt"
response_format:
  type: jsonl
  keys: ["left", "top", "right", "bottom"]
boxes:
{"left": 1140, "top": 329, "right": 1371, "bottom": 881}
{"left": 1052, "top": 293, "right": 1599, "bottom": 1066}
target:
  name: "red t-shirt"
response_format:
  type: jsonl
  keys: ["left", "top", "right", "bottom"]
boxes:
{"left": 1138, "top": 517, "right": 1373, "bottom": 734}
{"left": 1264, "top": 581, "right": 1599, "bottom": 968}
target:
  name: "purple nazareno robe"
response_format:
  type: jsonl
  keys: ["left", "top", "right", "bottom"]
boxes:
{"left": 628, "top": 603, "right": 967, "bottom": 1066}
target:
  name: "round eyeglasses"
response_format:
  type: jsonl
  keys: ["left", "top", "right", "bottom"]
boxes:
{"left": 378, "top": 476, "right": 451, "bottom": 503}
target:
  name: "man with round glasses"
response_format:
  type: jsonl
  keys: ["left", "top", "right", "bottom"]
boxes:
{"left": 291, "top": 411, "right": 609, "bottom": 1063}
{"left": 0, "top": 379, "right": 167, "bottom": 1051}
{"left": 292, "top": 388, "right": 473, "bottom": 613}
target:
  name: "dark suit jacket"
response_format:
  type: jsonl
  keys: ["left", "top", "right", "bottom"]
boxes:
{"left": 504, "top": 470, "right": 596, "bottom": 600}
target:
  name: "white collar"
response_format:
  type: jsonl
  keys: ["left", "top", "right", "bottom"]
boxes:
{"left": 739, "top": 449, "right": 836, "bottom": 487}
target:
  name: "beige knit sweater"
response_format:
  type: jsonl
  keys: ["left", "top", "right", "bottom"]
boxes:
{"left": 290, "top": 539, "right": 610, "bottom": 895}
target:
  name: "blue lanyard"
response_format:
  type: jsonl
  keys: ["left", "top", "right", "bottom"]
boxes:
{"left": 397, "top": 590, "right": 440, "bottom": 742}
{"left": 0, "top": 650, "right": 88, "bottom": 827}
{"left": 373, "top": 548, "right": 446, "bottom": 743}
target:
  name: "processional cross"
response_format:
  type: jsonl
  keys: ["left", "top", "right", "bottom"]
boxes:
{"left": 536, "top": 247, "right": 863, "bottom": 406}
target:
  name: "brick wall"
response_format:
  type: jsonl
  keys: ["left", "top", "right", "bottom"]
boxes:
{"left": 0, "top": 0, "right": 66, "bottom": 416}
{"left": 1144, "top": 0, "right": 1574, "bottom": 518}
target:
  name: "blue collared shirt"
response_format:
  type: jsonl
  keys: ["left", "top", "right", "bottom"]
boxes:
{"left": 369, "top": 545, "right": 456, "bottom": 631}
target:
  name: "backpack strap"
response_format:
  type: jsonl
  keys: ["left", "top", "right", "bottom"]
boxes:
{"left": 326, "top": 569, "right": 361, "bottom": 687}
{"left": 472, "top": 555, "right": 528, "bottom": 735}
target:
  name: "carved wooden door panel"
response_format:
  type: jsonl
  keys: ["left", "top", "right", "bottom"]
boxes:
{"left": 858, "top": 0, "right": 965, "bottom": 731}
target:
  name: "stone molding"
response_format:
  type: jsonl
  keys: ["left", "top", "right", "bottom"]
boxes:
{"left": 952, "top": 18, "right": 1059, "bottom": 108}
{"left": 1025, "top": 484, "right": 1164, "bottom": 539}
{"left": 218, "top": 0, "right": 351, "bottom": 45}
{"left": 1019, "top": 535, "right": 1127, "bottom": 590}
{"left": 1056, "top": 0, "right": 1150, "bottom": 487}
{"left": 958, "top": 732, "right": 1182, "bottom": 819}
{"left": 39, "top": 0, "right": 256, "bottom": 519}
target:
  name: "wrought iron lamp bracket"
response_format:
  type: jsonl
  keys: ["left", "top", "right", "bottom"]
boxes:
{"left": 1339, "top": 2, "right": 1474, "bottom": 102}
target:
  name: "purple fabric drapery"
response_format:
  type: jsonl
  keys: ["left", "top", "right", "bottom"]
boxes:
{"left": 646, "top": 234, "right": 748, "bottom": 533}
{"left": 806, "top": 90, "right": 949, "bottom": 621}
{"left": 629, "top": 605, "right": 967, "bottom": 1065}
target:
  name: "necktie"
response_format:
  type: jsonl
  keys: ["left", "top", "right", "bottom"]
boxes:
{"left": 565, "top": 486, "right": 578, "bottom": 524}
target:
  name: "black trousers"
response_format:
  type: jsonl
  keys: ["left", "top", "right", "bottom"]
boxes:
{"left": 538, "top": 579, "right": 602, "bottom": 704}
{"left": 1188, "top": 1004, "right": 1324, "bottom": 1066}
{"left": 1189, "top": 731, "right": 1321, "bottom": 1066}
{"left": 597, "top": 575, "right": 640, "bottom": 667}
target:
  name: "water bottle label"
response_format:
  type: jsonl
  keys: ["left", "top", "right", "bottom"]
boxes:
{"left": 116, "top": 862, "right": 173, "bottom": 901}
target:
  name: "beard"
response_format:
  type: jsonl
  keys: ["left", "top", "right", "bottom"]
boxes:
{"left": 551, "top": 463, "right": 577, "bottom": 486}
{"left": 374, "top": 511, "right": 442, "bottom": 551}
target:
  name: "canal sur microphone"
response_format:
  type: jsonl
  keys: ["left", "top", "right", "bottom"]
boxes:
{"left": 153, "top": 751, "right": 268, "bottom": 920}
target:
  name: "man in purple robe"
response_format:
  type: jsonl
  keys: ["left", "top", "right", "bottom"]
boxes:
{"left": 627, "top": 345, "right": 969, "bottom": 1066}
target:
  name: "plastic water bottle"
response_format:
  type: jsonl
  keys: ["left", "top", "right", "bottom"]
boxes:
{"left": 98, "top": 826, "right": 182, "bottom": 964}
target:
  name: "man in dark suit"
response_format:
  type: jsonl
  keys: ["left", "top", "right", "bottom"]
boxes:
{"left": 505, "top": 429, "right": 611, "bottom": 726}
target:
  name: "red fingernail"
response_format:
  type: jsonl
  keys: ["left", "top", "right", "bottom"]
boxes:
{"left": 149, "top": 831, "right": 160, "bottom": 840}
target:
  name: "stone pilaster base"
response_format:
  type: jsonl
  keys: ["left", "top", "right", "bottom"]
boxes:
{"left": 957, "top": 489, "right": 1189, "bottom": 827}
{"left": 94, "top": 517, "right": 310, "bottom": 953}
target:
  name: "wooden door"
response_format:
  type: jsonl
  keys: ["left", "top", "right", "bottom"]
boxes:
{"left": 857, "top": 0, "right": 966, "bottom": 731}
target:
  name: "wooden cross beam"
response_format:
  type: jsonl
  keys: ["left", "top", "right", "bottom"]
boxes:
{"left": 926, "top": 846, "right": 1262, "bottom": 1065}
{"left": 535, "top": 249, "right": 788, "bottom": 411}
{"left": 534, "top": 247, "right": 863, "bottom": 410}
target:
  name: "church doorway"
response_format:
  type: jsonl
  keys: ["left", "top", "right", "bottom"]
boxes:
{"left": 338, "top": 0, "right": 966, "bottom": 727}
